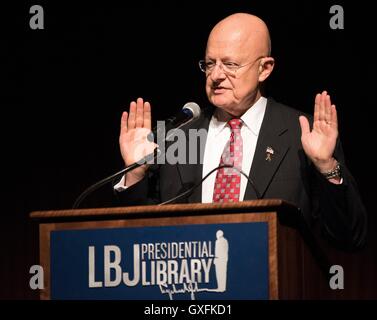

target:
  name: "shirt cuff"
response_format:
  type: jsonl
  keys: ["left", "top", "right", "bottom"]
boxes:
{"left": 328, "top": 177, "right": 344, "bottom": 185}
{"left": 113, "top": 175, "right": 128, "bottom": 192}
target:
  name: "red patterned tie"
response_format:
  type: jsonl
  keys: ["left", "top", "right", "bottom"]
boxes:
{"left": 212, "top": 119, "right": 243, "bottom": 203}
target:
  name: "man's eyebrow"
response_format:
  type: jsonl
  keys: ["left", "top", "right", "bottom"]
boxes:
{"left": 205, "top": 56, "right": 238, "bottom": 61}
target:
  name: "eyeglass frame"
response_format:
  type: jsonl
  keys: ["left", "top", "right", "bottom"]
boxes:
{"left": 198, "top": 56, "right": 266, "bottom": 77}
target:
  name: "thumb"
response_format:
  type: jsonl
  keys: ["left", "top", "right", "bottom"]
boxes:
{"left": 299, "top": 115, "right": 310, "bottom": 135}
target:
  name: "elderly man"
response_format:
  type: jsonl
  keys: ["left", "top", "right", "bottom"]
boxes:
{"left": 115, "top": 13, "right": 367, "bottom": 249}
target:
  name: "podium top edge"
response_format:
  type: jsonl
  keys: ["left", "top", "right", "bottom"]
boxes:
{"left": 30, "top": 199, "right": 299, "bottom": 220}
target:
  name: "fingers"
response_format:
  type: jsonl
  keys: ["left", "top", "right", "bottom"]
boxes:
{"left": 331, "top": 104, "right": 338, "bottom": 129}
{"left": 120, "top": 111, "right": 128, "bottom": 135}
{"left": 319, "top": 91, "right": 327, "bottom": 123}
{"left": 135, "top": 98, "right": 144, "bottom": 128}
{"left": 127, "top": 98, "right": 152, "bottom": 130}
{"left": 314, "top": 91, "right": 337, "bottom": 127}
{"left": 128, "top": 101, "right": 137, "bottom": 130}
{"left": 299, "top": 115, "right": 310, "bottom": 135}
{"left": 143, "top": 101, "right": 152, "bottom": 130}
{"left": 325, "top": 93, "right": 332, "bottom": 122}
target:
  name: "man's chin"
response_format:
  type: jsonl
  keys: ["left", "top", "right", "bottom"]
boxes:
{"left": 210, "top": 101, "right": 236, "bottom": 116}
{"left": 210, "top": 96, "right": 231, "bottom": 109}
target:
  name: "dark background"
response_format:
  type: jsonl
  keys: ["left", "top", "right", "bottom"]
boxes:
{"left": 1, "top": 0, "right": 376, "bottom": 299}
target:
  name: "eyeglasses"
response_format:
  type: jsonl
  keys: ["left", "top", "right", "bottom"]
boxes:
{"left": 198, "top": 56, "right": 265, "bottom": 77}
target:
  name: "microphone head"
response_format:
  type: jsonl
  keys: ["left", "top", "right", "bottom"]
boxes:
{"left": 183, "top": 102, "right": 201, "bottom": 119}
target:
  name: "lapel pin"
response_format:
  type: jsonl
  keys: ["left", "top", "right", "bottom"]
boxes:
{"left": 265, "top": 146, "right": 274, "bottom": 162}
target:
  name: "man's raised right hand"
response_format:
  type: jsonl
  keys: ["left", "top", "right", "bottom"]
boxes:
{"left": 119, "top": 97, "right": 157, "bottom": 187}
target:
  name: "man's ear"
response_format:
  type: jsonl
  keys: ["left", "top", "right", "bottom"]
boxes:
{"left": 258, "top": 57, "right": 275, "bottom": 82}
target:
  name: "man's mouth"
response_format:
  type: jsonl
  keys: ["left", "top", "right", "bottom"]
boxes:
{"left": 212, "top": 86, "right": 227, "bottom": 93}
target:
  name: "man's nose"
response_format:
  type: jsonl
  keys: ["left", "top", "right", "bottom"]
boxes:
{"left": 210, "top": 63, "right": 226, "bottom": 81}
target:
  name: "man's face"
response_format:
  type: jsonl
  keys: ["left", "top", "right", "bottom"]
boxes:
{"left": 205, "top": 34, "right": 263, "bottom": 116}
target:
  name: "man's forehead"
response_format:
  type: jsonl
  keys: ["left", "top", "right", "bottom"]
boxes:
{"left": 206, "top": 38, "right": 252, "bottom": 59}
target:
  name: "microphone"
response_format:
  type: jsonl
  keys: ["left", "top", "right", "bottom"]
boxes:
{"left": 148, "top": 102, "right": 201, "bottom": 142}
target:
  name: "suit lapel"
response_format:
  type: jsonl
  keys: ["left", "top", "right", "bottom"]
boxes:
{"left": 245, "top": 98, "right": 290, "bottom": 199}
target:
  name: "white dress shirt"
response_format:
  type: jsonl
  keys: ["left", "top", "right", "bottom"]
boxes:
{"left": 115, "top": 97, "right": 268, "bottom": 201}
{"left": 201, "top": 97, "right": 267, "bottom": 202}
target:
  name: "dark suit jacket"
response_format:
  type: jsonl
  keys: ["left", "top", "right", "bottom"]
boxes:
{"left": 116, "top": 98, "right": 367, "bottom": 250}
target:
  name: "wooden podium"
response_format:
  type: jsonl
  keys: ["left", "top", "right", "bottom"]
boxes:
{"left": 30, "top": 199, "right": 330, "bottom": 300}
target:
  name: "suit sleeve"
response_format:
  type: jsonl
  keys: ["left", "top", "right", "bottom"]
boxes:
{"left": 113, "top": 166, "right": 161, "bottom": 206}
{"left": 312, "top": 138, "right": 367, "bottom": 250}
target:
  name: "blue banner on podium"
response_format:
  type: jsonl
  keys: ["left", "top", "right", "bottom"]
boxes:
{"left": 50, "top": 222, "right": 269, "bottom": 299}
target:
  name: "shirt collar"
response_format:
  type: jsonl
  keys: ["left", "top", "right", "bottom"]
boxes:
{"left": 210, "top": 96, "right": 267, "bottom": 136}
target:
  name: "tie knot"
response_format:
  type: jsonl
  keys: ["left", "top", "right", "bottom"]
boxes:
{"left": 228, "top": 118, "right": 243, "bottom": 131}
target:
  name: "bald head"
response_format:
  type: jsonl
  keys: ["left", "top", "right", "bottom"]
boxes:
{"left": 204, "top": 13, "right": 275, "bottom": 116}
{"left": 207, "top": 13, "right": 271, "bottom": 58}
